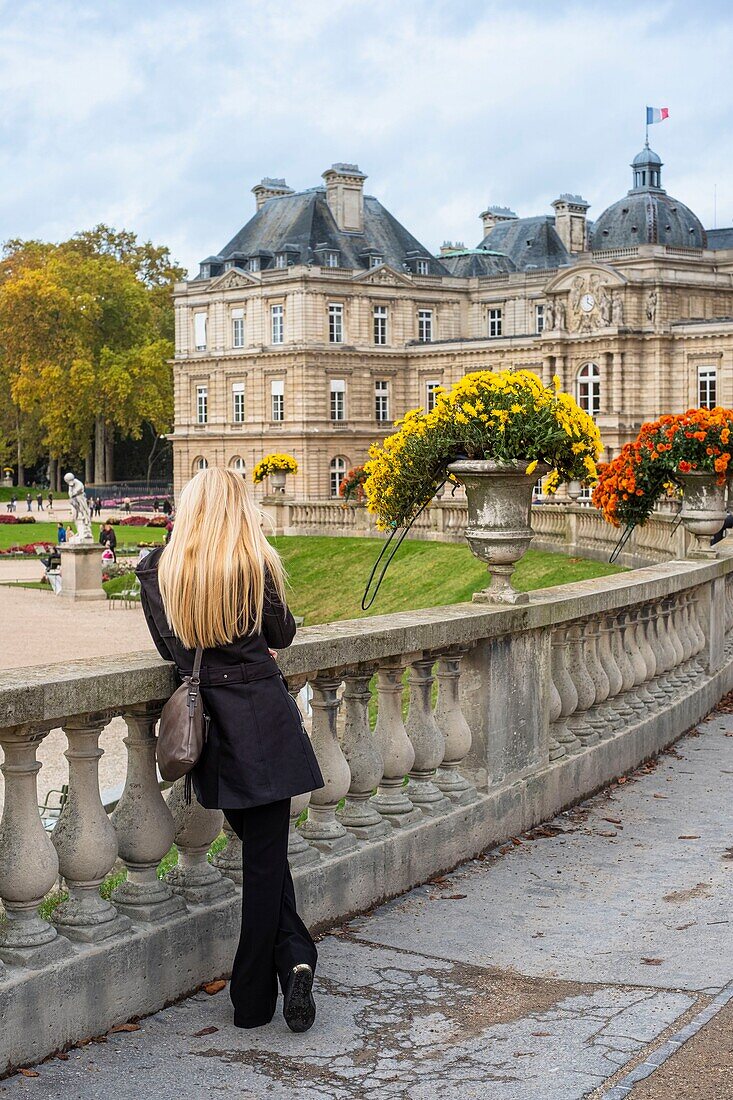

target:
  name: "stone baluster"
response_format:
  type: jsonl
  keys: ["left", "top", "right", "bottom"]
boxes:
{"left": 653, "top": 602, "right": 677, "bottom": 698}
{"left": 51, "top": 715, "right": 130, "bottom": 942}
{"left": 672, "top": 595, "right": 694, "bottom": 684}
{"left": 624, "top": 607, "right": 651, "bottom": 713}
{"left": 687, "top": 590, "right": 706, "bottom": 663}
{"left": 337, "top": 665, "right": 390, "bottom": 838}
{"left": 611, "top": 612, "right": 636, "bottom": 727}
{"left": 550, "top": 628, "right": 582, "bottom": 754}
{"left": 567, "top": 622, "right": 599, "bottom": 746}
{"left": 583, "top": 620, "right": 611, "bottom": 741}
{"left": 165, "top": 781, "right": 234, "bottom": 902}
{"left": 370, "top": 657, "right": 420, "bottom": 825}
{"left": 664, "top": 598, "right": 686, "bottom": 690}
{"left": 0, "top": 725, "right": 72, "bottom": 966}
{"left": 284, "top": 675, "right": 320, "bottom": 864}
{"left": 594, "top": 616, "right": 622, "bottom": 737}
{"left": 637, "top": 605, "right": 659, "bottom": 704}
{"left": 110, "top": 704, "right": 187, "bottom": 922}
{"left": 547, "top": 660, "right": 566, "bottom": 761}
{"left": 405, "top": 655, "right": 450, "bottom": 813}
{"left": 211, "top": 819, "right": 244, "bottom": 884}
{"left": 435, "top": 649, "right": 480, "bottom": 793}
{"left": 300, "top": 672, "right": 356, "bottom": 852}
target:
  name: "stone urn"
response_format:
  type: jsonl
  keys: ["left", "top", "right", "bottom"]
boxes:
{"left": 678, "top": 470, "right": 727, "bottom": 557}
{"left": 567, "top": 479, "right": 583, "bottom": 503}
{"left": 270, "top": 471, "right": 287, "bottom": 493}
{"left": 447, "top": 459, "right": 548, "bottom": 605}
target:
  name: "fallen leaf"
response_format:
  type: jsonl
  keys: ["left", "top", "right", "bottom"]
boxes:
{"left": 641, "top": 957, "right": 664, "bottom": 965}
{"left": 440, "top": 894, "right": 467, "bottom": 900}
{"left": 617, "top": 777, "right": 627, "bottom": 784}
{"left": 18, "top": 1069, "right": 40, "bottom": 1078}
{"left": 56, "top": 1053, "right": 69, "bottom": 1062}
{"left": 499, "top": 845, "right": 513, "bottom": 855}
{"left": 653, "top": 794, "right": 668, "bottom": 799}
{"left": 510, "top": 837, "right": 524, "bottom": 847}
{"left": 678, "top": 835, "right": 701, "bottom": 840}
{"left": 676, "top": 921, "right": 696, "bottom": 930}
{"left": 192, "top": 1026, "right": 219, "bottom": 1037}
{"left": 531, "top": 1031, "right": 551, "bottom": 1037}
{"left": 109, "top": 1023, "right": 141, "bottom": 1034}
{"left": 91, "top": 1036, "right": 108, "bottom": 1044}
{"left": 204, "top": 980, "right": 227, "bottom": 995}
{"left": 603, "top": 817, "right": 622, "bottom": 825}
{"left": 598, "top": 830, "right": 618, "bottom": 838}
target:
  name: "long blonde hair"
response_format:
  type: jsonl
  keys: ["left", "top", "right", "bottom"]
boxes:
{"left": 158, "top": 467, "right": 287, "bottom": 649}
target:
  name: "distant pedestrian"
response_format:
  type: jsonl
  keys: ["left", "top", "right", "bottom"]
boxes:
{"left": 10, "top": 494, "right": 17, "bottom": 513}
{"left": 162, "top": 498, "right": 172, "bottom": 516}
{"left": 123, "top": 497, "right": 131, "bottom": 515}
{"left": 36, "top": 492, "right": 44, "bottom": 512}
{"left": 57, "top": 523, "right": 67, "bottom": 544}
{"left": 153, "top": 497, "right": 160, "bottom": 512}
{"left": 47, "top": 491, "right": 54, "bottom": 512}
{"left": 99, "top": 522, "right": 117, "bottom": 563}
{"left": 26, "top": 493, "right": 32, "bottom": 512}
{"left": 96, "top": 497, "right": 102, "bottom": 517}
{"left": 165, "top": 518, "right": 174, "bottom": 544}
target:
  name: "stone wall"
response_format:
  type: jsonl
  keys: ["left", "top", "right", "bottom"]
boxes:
{"left": 2, "top": 551, "right": 733, "bottom": 1072}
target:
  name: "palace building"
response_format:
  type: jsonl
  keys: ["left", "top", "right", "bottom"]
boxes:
{"left": 171, "top": 149, "right": 733, "bottom": 499}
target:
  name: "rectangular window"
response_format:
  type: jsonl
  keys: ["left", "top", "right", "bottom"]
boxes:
{"left": 535, "top": 304, "right": 545, "bottom": 334}
{"left": 328, "top": 303, "right": 343, "bottom": 344}
{"left": 330, "top": 378, "right": 346, "bottom": 422}
{"left": 275, "top": 253, "right": 287, "bottom": 269}
{"left": 196, "top": 385, "right": 208, "bottom": 425}
{"left": 324, "top": 251, "right": 340, "bottom": 268}
{"left": 232, "top": 382, "right": 245, "bottom": 424}
{"left": 271, "top": 304, "right": 284, "bottom": 344}
{"left": 373, "top": 305, "right": 388, "bottom": 345}
{"left": 248, "top": 257, "right": 260, "bottom": 272}
{"left": 370, "top": 255, "right": 383, "bottom": 268}
{"left": 194, "top": 312, "right": 207, "bottom": 351}
{"left": 375, "top": 380, "right": 390, "bottom": 422}
{"left": 698, "top": 367, "right": 717, "bottom": 409}
{"left": 426, "top": 380, "right": 440, "bottom": 413}
{"left": 271, "top": 378, "right": 284, "bottom": 422}
{"left": 417, "top": 309, "right": 433, "bottom": 343}
{"left": 416, "top": 259, "right": 429, "bottom": 275}
{"left": 231, "top": 308, "right": 244, "bottom": 348}
{"left": 488, "top": 308, "right": 503, "bottom": 338}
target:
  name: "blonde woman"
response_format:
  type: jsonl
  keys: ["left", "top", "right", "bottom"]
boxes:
{"left": 136, "top": 468, "right": 323, "bottom": 1033}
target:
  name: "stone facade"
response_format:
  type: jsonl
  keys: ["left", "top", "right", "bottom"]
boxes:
{"left": 171, "top": 151, "right": 733, "bottom": 500}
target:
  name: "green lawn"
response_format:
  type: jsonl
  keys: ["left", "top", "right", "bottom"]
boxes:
{"left": 0, "top": 520, "right": 166, "bottom": 552}
{"left": 271, "top": 536, "right": 623, "bottom": 624}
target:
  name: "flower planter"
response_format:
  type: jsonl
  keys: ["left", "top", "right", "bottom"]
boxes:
{"left": 447, "top": 459, "right": 547, "bottom": 604}
{"left": 678, "top": 470, "right": 727, "bottom": 556}
{"left": 270, "top": 471, "right": 287, "bottom": 493}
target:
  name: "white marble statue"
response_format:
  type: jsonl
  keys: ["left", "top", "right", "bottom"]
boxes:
{"left": 64, "top": 472, "right": 94, "bottom": 541}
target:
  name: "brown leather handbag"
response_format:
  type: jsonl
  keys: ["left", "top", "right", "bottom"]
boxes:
{"left": 157, "top": 646, "right": 208, "bottom": 797}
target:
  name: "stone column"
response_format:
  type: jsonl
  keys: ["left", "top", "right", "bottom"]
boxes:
{"left": 434, "top": 649, "right": 477, "bottom": 799}
{"left": 337, "top": 665, "right": 390, "bottom": 838}
{"left": 110, "top": 705, "right": 187, "bottom": 922}
{"left": 52, "top": 715, "right": 131, "bottom": 942}
{"left": 165, "top": 781, "right": 234, "bottom": 903}
{"left": 299, "top": 672, "right": 356, "bottom": 853}
{"left": 59, "top": 544, "right": 106, "bottom": 602}
{"left": 370, "top": 657, "right": 421, "bottom": 825}
{"left": 0, "top": 725, "right": 73, "bottom": 966}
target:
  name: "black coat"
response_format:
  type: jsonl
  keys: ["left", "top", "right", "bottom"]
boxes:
{"left": 136, "top": 546, "right": 323, "bottom": 810}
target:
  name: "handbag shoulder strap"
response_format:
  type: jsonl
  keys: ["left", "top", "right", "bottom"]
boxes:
{"left": 190, "top": 645, "right": 204, "bottom": 685}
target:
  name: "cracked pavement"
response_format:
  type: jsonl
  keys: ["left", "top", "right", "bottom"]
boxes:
{"left": 2, "top": 712, "right": 732, "bottom": 1099}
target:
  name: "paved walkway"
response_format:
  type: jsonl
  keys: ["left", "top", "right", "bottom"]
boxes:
{"left": 2, "top": 713, "right": 733, "bottom": 1099}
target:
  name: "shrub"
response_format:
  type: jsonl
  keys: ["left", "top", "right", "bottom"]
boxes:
{"left": 147, "top": 515, "right": 168, "bottom": 527}
{"left": 16, "top": 514, "right": 36, "bottom": 524}
{"left": 119, "top": 515, "right": 149, "bottom": 526}
{"left": 0, "top": 515, "right": 18, "bottom": 524}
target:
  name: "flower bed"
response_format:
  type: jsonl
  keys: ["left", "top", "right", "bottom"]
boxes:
{"left": 365, "top": 370, "right": 601, "bottom": 529}
{"left": 0, "top": 541, "right": 55, "bottom": 556}
{"left": 252, "top": 453, "right": 298, "bottom": 483}
{"left": 593, "top": 408, "right": 733, "bottom": 527}
{"left": 0, "top": 515, "right": 18, "bottom": 524}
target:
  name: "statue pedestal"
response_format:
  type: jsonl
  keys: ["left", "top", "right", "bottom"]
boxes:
{"left": 59, "top": 543, "right": 106, "bottom": 602}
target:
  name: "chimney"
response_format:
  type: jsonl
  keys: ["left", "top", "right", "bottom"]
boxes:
{"left": 252, "top": 177, "right": 294, "bottom": 211}
{"left": 322, "top": 163, "right": 367, "bottom": 232}
{"left": 480, "top": 205, "right": 518, "bottom": 237}
{"left": 551, "top": 194, "right": 590, "bottom": 253}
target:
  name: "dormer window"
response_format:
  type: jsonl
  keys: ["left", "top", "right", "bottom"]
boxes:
{"left": 248, "top": 257, "right": 260, "bottom": 272}
{"left": 370, "top": 254, "right": 383, "bottom": 268}
{"left": 416, "top": 259, "right": 429, "bottom": 276}
{"left": 275, "top": 253, "right": 288, "bottom": 269}
{"left": 324, "top": 251, "right": 340, "bottom": 268}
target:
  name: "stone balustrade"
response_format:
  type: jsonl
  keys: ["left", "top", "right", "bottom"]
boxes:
{"left": 2, "top": 551, "right": 733, "bottom": 1071}
{"left": 263, "top": 498, "right": 691, "bottom": 566}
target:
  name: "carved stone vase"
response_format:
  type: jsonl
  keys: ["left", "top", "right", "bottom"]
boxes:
{"left": 447, "top": 459, "right": 548, "bottom": 604}
{"left": 270, "top": 471, "right": 287, "bottom": 493}
{"left": 678, "top": 470, "right": 727, "bottom": 557}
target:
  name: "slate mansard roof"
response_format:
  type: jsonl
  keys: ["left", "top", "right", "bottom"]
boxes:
{"left": 200, "top": 187, "right": 449, "bottom": 277}
{"left": 477, "top": 216, "right": 571, "bottom": 271}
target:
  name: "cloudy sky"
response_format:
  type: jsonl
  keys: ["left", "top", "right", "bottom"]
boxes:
{"left": 3, "top": 0, "right": 733, "bottom": 275}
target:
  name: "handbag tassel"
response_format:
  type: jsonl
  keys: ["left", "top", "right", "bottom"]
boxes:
{"left": 184, "top": 772, "right": 193, "bottom": 806}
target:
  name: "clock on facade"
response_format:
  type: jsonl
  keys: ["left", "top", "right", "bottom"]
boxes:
{"left": 580, "top": 293, "right": 596, "bottom": 313}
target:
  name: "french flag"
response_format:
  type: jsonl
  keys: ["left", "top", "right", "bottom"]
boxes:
{"left": 646, "top": 106, "right": 669, "bottom": 125}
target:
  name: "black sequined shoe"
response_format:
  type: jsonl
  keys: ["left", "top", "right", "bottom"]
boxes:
{"left": 283, "top": 964, "right": 316, "bottom": 1033}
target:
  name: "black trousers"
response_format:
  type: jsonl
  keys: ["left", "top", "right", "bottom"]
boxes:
{"left": 223, "top": 798, "right": 317, "bottom": 1028}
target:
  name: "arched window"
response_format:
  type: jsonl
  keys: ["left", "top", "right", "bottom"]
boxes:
{"left": 329, "top": 456, "right": 348, "bottom": 498}
{"left": 229, "top": 456, "right": 246, "bottom": 474}
{"left": 576, "top": 363, "right": 601, "bottom": 416}
{"left": 193, "top": 456, "right": 208, "bottom": 473}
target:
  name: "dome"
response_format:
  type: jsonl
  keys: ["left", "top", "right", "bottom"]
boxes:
{"left": 590, "top": 144, "right": 707, "bottom": 250}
